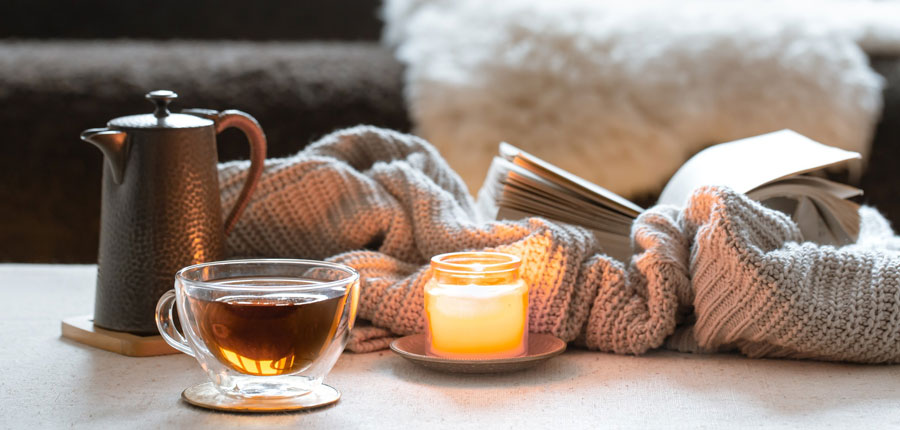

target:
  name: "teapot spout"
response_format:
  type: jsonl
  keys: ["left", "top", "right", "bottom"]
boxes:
{"left": 81, "top": 128, "right": 128, "bottom": 184}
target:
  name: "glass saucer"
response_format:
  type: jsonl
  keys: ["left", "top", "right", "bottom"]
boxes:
{"left": 181, "top": 382, "right": 340, "bottom": 413}
{"left": 390, "top": 333, "right": 566, "bottom": 373}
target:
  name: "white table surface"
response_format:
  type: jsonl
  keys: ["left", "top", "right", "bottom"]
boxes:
{"left": 2, "top": 263, "right": 900, "bottom": 429}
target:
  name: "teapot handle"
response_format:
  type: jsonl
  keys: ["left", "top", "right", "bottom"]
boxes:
{"left": 214, "top": 110, "right": 267, "bottom": 236}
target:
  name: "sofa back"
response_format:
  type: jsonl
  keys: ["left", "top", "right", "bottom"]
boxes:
{"left": 0, "top": 0, "right": 382, "bottom": 41}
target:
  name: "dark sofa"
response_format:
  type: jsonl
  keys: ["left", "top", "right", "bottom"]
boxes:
{"left": 0, "top": 0, "right": 411, "bottom": 262}
{"left": 1, "top": 1, "right": 897, "bottom": 262}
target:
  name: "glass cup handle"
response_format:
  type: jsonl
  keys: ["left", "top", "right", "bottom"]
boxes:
{"left": 155, "top": 290, "right": 194, "bottom": 356}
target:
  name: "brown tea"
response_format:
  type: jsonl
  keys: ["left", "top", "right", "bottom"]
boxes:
{"left": 187, "top": 282, "right": 347, "bottom": 376}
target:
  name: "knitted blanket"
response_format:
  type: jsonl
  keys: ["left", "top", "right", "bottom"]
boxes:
{"left": 219, "top": 126, "right": 900, "bottom": 363}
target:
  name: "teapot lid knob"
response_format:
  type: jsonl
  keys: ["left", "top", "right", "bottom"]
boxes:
{"left": 145, "top": 90, "right": 178, "bottom": 118}
{"left": 107, "top": 90, "right": 210, "bottom": 129}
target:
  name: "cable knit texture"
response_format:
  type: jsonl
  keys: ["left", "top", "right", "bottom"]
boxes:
{"left": 219, "top": 126, "right": 900, "bottom": 363}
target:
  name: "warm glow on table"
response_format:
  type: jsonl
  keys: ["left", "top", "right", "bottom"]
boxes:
{"left": 424, "top": 252, "right": 528, "bottom": 359}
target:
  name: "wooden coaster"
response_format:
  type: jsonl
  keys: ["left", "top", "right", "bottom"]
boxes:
{"left": 60, "top": 315, "right": 179, "bottom": 357}
{"left": 390, "top": 333, "right": 566, "bottom": 373}
{"left": 182, "top": 382, "right": 340, "bottom": 413}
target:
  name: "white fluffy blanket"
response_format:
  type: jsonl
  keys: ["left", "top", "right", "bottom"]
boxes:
{"left": 383, "top": 0, "right": 900, "bottom": 196}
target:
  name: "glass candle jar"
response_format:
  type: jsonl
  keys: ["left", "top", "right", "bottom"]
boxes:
{"left": 424, "top": 252, "right": 529, "bottom": 359}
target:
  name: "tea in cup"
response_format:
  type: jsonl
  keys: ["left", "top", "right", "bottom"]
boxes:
{"left": 156, "top": 259, "right": 359, "bottom": 404}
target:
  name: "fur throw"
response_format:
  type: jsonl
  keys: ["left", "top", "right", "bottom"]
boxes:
{"left": 383, "top": 0, "right": 900, "bottom": 196}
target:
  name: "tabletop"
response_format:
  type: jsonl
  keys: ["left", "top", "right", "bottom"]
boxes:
{"left": 2, "top": 263, "right": 900, "bottom": 429}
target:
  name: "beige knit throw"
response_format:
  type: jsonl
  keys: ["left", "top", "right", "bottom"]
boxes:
{"left": 218, "top": 126, "right": 900, "bottom": 363}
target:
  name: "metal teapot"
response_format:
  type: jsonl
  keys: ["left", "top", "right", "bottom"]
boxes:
{"left": 81, "top": 90, "right": 266, "bottom": 334}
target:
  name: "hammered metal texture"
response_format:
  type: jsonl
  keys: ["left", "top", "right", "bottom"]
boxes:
{"left": 94, "top": 126, "right": 225, "bottom": 334}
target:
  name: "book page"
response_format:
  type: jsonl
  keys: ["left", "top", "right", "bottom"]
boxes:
{"left": 749, "top": 179, "right": 860, "bottom": 244}
{"left": 657, "top": 130, "right": 861, "bottom": 207}
{"left": 503, "top": 167, "right": 634, "bottom": 229}
{"left": 496, "top": 206, "right": 633, "bottom": 262}
{"left": 759, "top": 175, "right": 862, "bottom": 200}
{"left": 477, "top": 155, "right": 633, "bottom": 232}
{"left": 499, "top": 142, "right": 644, "bottom": 217}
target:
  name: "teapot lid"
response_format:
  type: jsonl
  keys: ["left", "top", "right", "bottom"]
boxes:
{"left": 107, "top": 90, "right": 213, "bottom": 130}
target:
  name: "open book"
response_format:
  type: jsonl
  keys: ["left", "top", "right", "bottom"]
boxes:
{"left": 476, "top": 130, "right": 862, "bottom": 261}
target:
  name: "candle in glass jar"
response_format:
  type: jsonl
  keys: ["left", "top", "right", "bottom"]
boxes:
{"left": 424, "top": 252, "right": 528, "bottom": 359}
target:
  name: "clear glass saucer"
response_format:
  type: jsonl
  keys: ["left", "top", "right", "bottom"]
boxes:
{"left": 181, "top": 382, "right": 340, "bottom": 413}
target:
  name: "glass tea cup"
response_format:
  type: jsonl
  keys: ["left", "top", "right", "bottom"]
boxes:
{"left": 156, "top": 259, "right": 360, "bottom": 399}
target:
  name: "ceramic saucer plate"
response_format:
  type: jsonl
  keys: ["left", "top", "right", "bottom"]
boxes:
{"left": 181, "top": 382, "right": 340, "bottom": 413}
{"left": 390, "top": 333, "right": 566, "bottom": 373}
